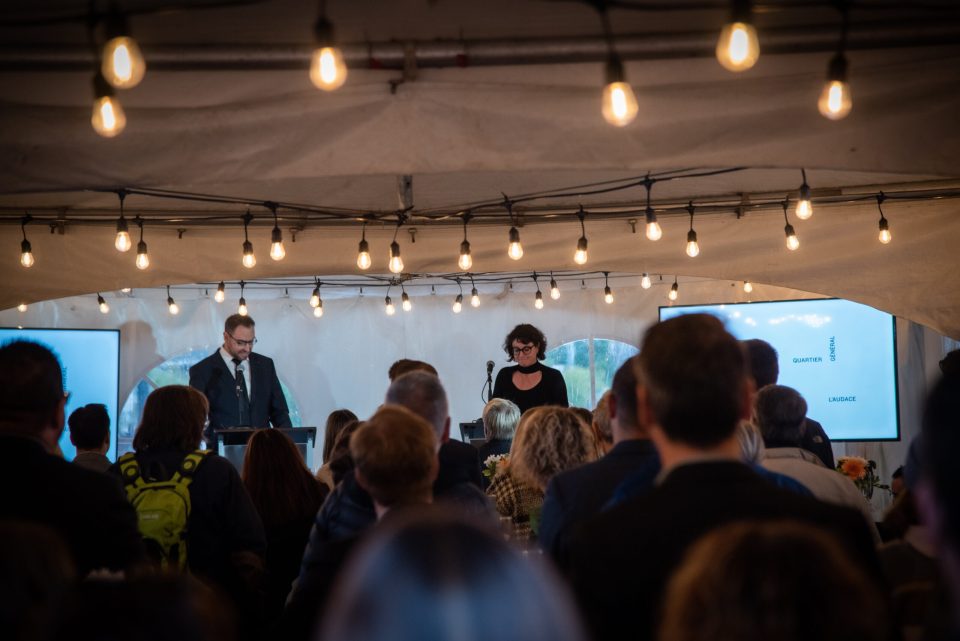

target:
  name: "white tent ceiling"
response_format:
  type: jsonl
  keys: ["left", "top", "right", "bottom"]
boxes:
{"left": 1, "top": 0, "right": 959, "bottom": 336}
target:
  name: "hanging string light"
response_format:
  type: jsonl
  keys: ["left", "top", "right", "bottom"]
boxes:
{"left": 91, "top": 71, "right": 127, "bottom": 138}
{"left": 470, "top": 275, "right": 481, "bottom": 307}
{"left": 135, "top": 217, "right": 149, "bottom": 270}
{"left": 385, "top": 293, "right": 396, "bottom": 316}
{"left": 238, "top": 281, "right": 248, "bottom": 316}
{"left": 783, "top": 199, "right": 800, "bottom": 251}
{"left": 716, "top": 0, "right": 760, "bottom": 72}
{"left": 685, "top": 201, "right": 700, "bottom": 258}
{"left": 819, "top": 5, "right": 852, "bottom": 120}
{"left": 389, "top": 217, "right": 405, "bottom": 274}
{"left": 668, "top": 278, "right": 679, "bottom": 301}
{"left": 310, "top": 3, "right": 347, "bottom": 91}
{"left": 743, "top": 281, "right": 754, "bottom": 293}
{"left": 19, "top": 214, "right": 34, "bottom": 268}
{"left": 166, "top": 286, "right": 180, "bottom": 315}
{"left": 458, "top": 213, "right": 473, "bottom": 271}
{"left": 101, "top": 9, "right": 146, "bottom": 89}
{"left": 574, "top": 207, "right": 589, "bottom": 265}
{"left": 268, "top": 203, "right": 285, "bottom": 261}
{"left": 550, "top": 272, "right": 560, "bottom": 300}
{"left": 401, "top": 285, "right": 413, "bottom": 312}
{"left": 795, "top": 169, "right": 813, "bottom": 220}
{"left": 453, "top": 279, "right": 464, "bottom": 314}
{"left": 215, "top": 281, "right": 226, "bottom": 303}
{"left": 603, "top": 272, "right": 614, "bottom": 304}
{"left": 97, "top": 293, "right": 110, "bottom": 314}
{"left": 114, "top": 190, "right": 131, "bottom": 252}
{"left": 313, "top": 298, "right": 324, "bottom": 318}
{"left": 641, "top": 272, "right": 652, "bottom": 289}
{"left": 599, "top": 6, "right": 638, "bottom": 127}
{"left": 533, "top": 273, "right": 544, "bottom": 309}
{"left": 505, "top": 199, "right": 524, "bottom": 260}
{"left": 876, "top": 192, "right": 892, "bottom": 244}
{"left": 644, "top": 177, "right": 662, "bottom": 241}
{"left": 241, "top": 211, "right": 256, "bottom": 268}
{"left": 356, "top": 222, "right": 372, "bottom": 270}
{"left": 310, "top": 279, "right": 321, "bottom": 307}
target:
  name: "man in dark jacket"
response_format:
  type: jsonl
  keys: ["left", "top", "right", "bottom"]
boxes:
{"left": 0, "top": 341, "right": 143, "bottom": 576}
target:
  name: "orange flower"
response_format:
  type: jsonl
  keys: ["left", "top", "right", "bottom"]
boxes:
{"left": 839, "top": 457, "right": 867, "bottom": 480}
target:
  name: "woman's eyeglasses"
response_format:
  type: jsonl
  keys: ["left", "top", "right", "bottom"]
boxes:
{"left": 512, "top": 345, "right": 535, "bottom": 356}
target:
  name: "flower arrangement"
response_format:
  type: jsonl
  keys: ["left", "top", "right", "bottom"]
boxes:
{"left": 483, "top": 454, "right": 509, "bottom": 480}
{"left": 836, "top": 456, "right": 889, "bottom": 499}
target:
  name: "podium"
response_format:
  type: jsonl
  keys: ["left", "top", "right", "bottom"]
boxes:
{"left": 214, "top": 427, "right": 317, "bottom": 471}
{"left": 459, "top": 419, "right": 484, "bottom": 442}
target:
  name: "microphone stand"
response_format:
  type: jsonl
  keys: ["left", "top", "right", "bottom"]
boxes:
{"left": 485, "top": 369, "right": 494, "bottom": 403}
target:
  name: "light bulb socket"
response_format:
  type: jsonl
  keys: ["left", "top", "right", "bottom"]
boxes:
{"left": 827, "top": 52, "right": 848, "bottom": 82}
{"left": 167, "top": 296, "right": 175, "bottom": 306}
{"left": 550, "top": 278, "right": 558, "bottom": 288}
{"left": 577, "top": 236, "right": 588, "bottom": 251}
{"left": 799, "top": 182, "right": 812, "bottom": 202}
{"left": 508, "top": 227, "right": 520, "bottom": 244}
{"left": 785, "top": 223, "right": 796, "bottom": 237}
{"left": 217, "top": 281, "right": 225, "bottom": 292}
{"left": 456, "top": 294, "right": 464, "bottom": 304}
{"left": 604, "top": 55, "right": 626, "bottom": 85}
{"left": 471, "top": 287, "right": 479, "bottom": 297}
{"left": 535, "top": 290, "right": 543, "bottom": 301}
{"left": 402, "top": 292, "right": 410, "bottom": 303}
{"left": 97, "top": 294, "right": 106, "bottom": 305}
{"left": 671, "top": 281, "right": 679, "bottom": 292}
{"left": 358, "top": 238, "right": 369, "bottom": 253}
{"left": 116, "top": 216, "right": 129, "bottom": 234}
{"left": 687, "top": 229, "right": 698, "bottom": 243}
{"left": 21, "top": 238, "right": 31, "bottom": 254}
{"left": 137, "top": 239, "right": 147, "bottom": 254}
{"left": 879, "top": 216, "right": 889, "bottom": 232}
{"left": 385, "top": 295, "right": 392, "bottom": 305}
{"left": 243, "top": 240, "right": 254, "bottom": 255}
{"left": 92, "top": 72, "right": 115, "bottom": 100}
{"left": 460, "top": 239, "right": 471, "bottom": 255}
{"left": 271, "top": 226, "right": 282, "bottom": 243}
{"left": 239, "top": 296, "right": 247, "bottom": 306}
{"left": 730, "top": 0, "right": 753, "bottom": 22}
{"left": 645, "top": 207, "right": 658, "bottom": 224}
{"left": 104, "top": 10, "right": 131, "bottom": 40}
{"left": 314, "top": 16, "right": 335, "bottom": 46}
{"left": 390, "top": 241, "right": 401, "bottom": 258}
{"left": 604, "top": 286, "right": 613, "bottom": 296}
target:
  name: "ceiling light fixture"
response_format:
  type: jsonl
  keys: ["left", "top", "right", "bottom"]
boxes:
{"left": 101, "top": 9, "right": 146, "bottom": 89}
{"left": 795, "top": 169, "right": 813, "bottom": 220}
{"left": 19, "top": 214, "right": 34, "bottom": 268}
{"left": 135, "top": 217, "right": 149, "bottom": 270}
{"left": 241, "top": 211, "right": 256, "bottom": 268}
{"left": 783, "top": 199, "right": 800, "bottom": 251}
{"left": 685, "top": 201, "right": 700, "bottom": 258}
{"left": 114, "top": 190, "right": 131, "bottom": 252}
{"left": 716, "top": 0, "right": 760, "bottom": 72}
{"left": 876, "top": 192, "right": 892, "bottom": 244}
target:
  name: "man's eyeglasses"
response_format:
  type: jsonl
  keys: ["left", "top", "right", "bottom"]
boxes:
{"left": 227, "top": 332, "right": 257, "bottom": 347}
{"left": 512, "top": 345, "right": 536, "bottom": 356}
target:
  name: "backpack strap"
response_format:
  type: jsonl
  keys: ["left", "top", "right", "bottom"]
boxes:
{"left": 118, "top": 451, "right": 148, "bottom": 500}
{"left": 171, "top": 449, "right": 212, "bottom": 486}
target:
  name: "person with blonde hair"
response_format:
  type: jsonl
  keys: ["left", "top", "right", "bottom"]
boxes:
{"left": 487, "top": 406, "right": 594, "bottom": 539}
{"left": 478, "top": 398, "right": 520, "bottom": 477}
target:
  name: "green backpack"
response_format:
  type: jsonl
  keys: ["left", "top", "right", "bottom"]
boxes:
{"left": 119, "top": 450, "right": 211, "bottom": 571}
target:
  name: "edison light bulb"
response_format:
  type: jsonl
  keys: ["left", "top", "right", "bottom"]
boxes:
{"left": 879, "top": 218, "right": 892, "bottom": 244}
{"left": 238, "top": 299, "right": 248, "bottom": 316}
{"left": 388, "top": 242, "right": 404, "bottom": 274}
{"left": 270, "top": 228, "right": 285, "bottom": 260}
{"left": 135, "top": 241, "right": 149, "bottom": 270}
{"left": 641, "top": 273, "right": 652, "bottom": 289}
{"left": 402, "top": 293, "right": 412, "bottom": 312}
{"left": 242, "top": 241, "right": 256, "bottom": 268}
{"left": 550, "top": 280, "right": 560, "bottom": 300}
{"left": 453, "top": 295, "right": 463, "bottom": 314}
{"left": 785, "top": 224, "right": 800, "bottom": 251}
{"left": 458, "top": 240, "right": 473, "bottom": 271}
{"left": 115, "top": 221, "right": 131, "bottom": 252}
{"left": 535, "top": 291, "right": 544, "bottom": 310}
{"left": 313, "top": 304, "right": 324, "bottom": 318}
{"left": 91, "top": 95, "right": 126, "bottom": 138}
{"left": 507, "top": 227, "right": 523, "bottom": 260}
{"left": 357, "top": 238, "right": 371, "bottom": 270}
{"left": 98, "top": 296, "right": 110, "bottom": 314}
{"left": 574, "top": 237, "right": 588, "bottom": 265}
{"left": 646, "top": 220, "right": 662, "bottom": 241}
{"left": 309, "top": 288, "right": 320, "bottom": 308}
{"left": 604, "top": 287, "right": 614, "bottom": 304}
{"left": 716, "top": 22, "right": 760, "bottom": 72}
{"left": 385, "top": 297, "right": 396, "bottom": 316}
{"left": 168, "top": 299, "right": 180, "bottom": 315}
{"left": 20, "top": 240, "right": 34, "bottom": 268}
{"left": 17, "top": 303, "right": 27, "bottom": 313}
{"left": 743, "top": 281, "right": 754, "bottom": 293}
{"left": 310, "top": 47, "right": 347, "bottom": 91}
{"left": 668, "top": 285, "right": 678, "bottom": 301}
{"left": 818, "top": 80, "right": 852, "bottom": 120}
{"left": 471, "top": 288, "right": 480, "bottom": 307}
{"left": 602, "top": 81, "right": 638, "bottom": 127}
{"left": 796, "top": 183, "right": 813, "bottom": 220}
{"left": 102, "top": 36, "right": 146, "bottom": 89}
{"left": 686, "top": 230, "right": 700, "bottom": 257}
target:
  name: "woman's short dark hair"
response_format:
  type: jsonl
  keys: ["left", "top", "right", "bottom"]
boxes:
{"left": 242, "top": 428, "right": 326, "bottom": 530}
{"left": 322, "top": 409, "right": 359, "bottom": 463}
{"left": 132, "top": 386, "right": 207, "bottom": 452}
{"left": 322, "top": 509, "right": 587, "bottom": 641}
{"left": 503, "top": 324, "right": 548, "bottom": 361}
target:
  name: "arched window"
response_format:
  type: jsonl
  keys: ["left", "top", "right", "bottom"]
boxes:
{"left": 117, "top": 347, "right": 301, "bottom": 456}
{"left": 545, "top": 338, "right": 639, "bottom": 409}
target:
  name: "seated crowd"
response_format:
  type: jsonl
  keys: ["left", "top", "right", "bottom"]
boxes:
{"left": 2, "top": 318, "right": 959, "bottom": 641}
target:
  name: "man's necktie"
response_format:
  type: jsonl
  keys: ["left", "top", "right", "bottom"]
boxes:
{"left": 232, "top": 358, "right": 251, "bottom": 426}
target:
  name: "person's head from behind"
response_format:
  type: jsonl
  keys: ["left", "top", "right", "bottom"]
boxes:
{"left": 321, "top": 509, "right": 587, "bottom": 641}
{"left": 328, "top": 419, "right": 361, "bottom": 486}
{"left": 0, "top": 341, "right": 66, "bottom": 450}
{"left": 638, "top": 314, "right": 751, "bottom": 449}
{"left": 940, "top": 349, "right": 960, "bottom": 375}
{"left": 482, "top": 398, "right": 520, "bottom": 442}
{"left": 611, "top": 357, "right": 643, "bottom": 438}
{"left": 388, "top": 359, "right": 438, "bottom": 382}
{"left": 753, "top": 384, "right": 808, "bottom": 448}
{"left": 510, "top": 407, "right": 595, "bottom": 491}
{"left": 242, "top": 428, "right": 323, "bottom": 529}
{"left": 659, "top": 520, "right": 888, "bottom": 641}
{"left": 743, "top": 338, "right": 779, "bottom": 389}
{"left": 322, "top": 409, "right": 359, "bottom": 463}
{"left": 890, "top": 465, "right": 905, "bottom": 498}
{"left": 222, "top": 314, "right": 256, "bottom": 362}
{"left": 68, "top": 404, "right": 110, "bottom": 454}
{"left": 591, "top": 393, "right": 613, "bottom": 453}
{"left": 133, "top": 385, "right": 207, "bottom": 452}
{"left": 350, "top": 406, "right": 439, "bottom": 515}
{"left": 384, "top": 371, "right": 449, "bottom": 442}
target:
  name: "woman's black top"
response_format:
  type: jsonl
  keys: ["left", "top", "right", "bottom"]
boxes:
{"left": 492, "top": 363, "right": 569, "bottom": 415}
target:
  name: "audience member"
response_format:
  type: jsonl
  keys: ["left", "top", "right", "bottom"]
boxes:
{"left": 0, "top": 341, "right": 143, "bottom": 576}
{"left": 754, "top": 384, "right": 878, "bottom": 539}
{"left": 659, "top": 521, "right": 889, "bottom": 641}
{"left": 388, "top": 358, "right": 438, "bottom": 381}
{"left": 321, "top": 509, "right": 587, "bottom": 641}
{"left": 316, "top": 409, "right": 358, "bottom": 491}
{"left": 488, "top": 406, "right": 594, "bottom": 540}
{"left": 539, "top": 358, "right": 659, "bottom": 564}
{"left": 241, "top": 428, "right": 328, "bottom": 622}
{"left": 326, "top": 419, "right": 361, "bottom": 487}
{"left": 283, "top": 406, "right": 439, "bottom": 641}
{"left": 736, "top": 421, "right": 813, "bottom": 496}
{"left": 115, "top": 385, "right": 266, "bottom": 629}
{"left": 68, "top": 403, "right": 111, "bottom": 473}
{"left": 743, "top": 338, "right": 835, "bottom": 468}
{"left": 891, "top": 465, "right": 906, "bottom": 499}
{"left": 588, "top": 394, "right": 613, "bottom": 455}
{"left": 915, "top": 373, "right": 960, "bottom": 640}
{"left": 567, "top": 315, "right": 881, "bottom": 641}
{"left": 478, "top": 397, "right": 520, "bottom": 487}
{"left": 939, "top": 349, "right": 960, "bottom": 375}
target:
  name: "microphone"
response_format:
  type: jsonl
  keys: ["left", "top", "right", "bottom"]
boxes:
{"left": 486, "top": 360, "right": 495, "bottom": 375}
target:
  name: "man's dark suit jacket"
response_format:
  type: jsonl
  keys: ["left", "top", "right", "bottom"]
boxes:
{"left": 189, "top": 350, "right": 291, "bottom": 436}
{"left": 0, "top": 434, "right": 144, "bottom": 576}
{"left": 435, "top": 438, "right": 482, "bottom": 494}
{"left": 567, "top": 461, "right": 881, "bottom": 641}
{"left": 539, "top": 439, "right": 659, "bottom": 566}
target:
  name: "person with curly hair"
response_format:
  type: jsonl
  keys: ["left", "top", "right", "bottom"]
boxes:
{"left": 487, "top": 406, "right": 594, "bottom": 540}
{"left": 493, "top": 324, "right": 569, "bottom": 415}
